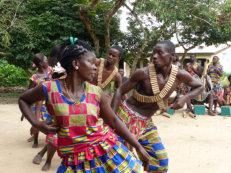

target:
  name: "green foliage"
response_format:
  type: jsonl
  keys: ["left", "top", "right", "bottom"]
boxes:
{"left": 0, "top": 59, "right": 29, "bottom": 87}
{"left": 1, "top": 0, "right": 122, "bottom": 69}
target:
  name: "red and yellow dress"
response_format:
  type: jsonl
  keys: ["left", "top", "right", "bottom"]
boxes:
{"left": 31, "top": 67, "right": 57, "bottom": 146}
{"left": 42, "top": 80, "right": 142, "bottom": 173}
{"left": 30, "top": 67, "right": 52, "bottom": 122}
{"left": 183, "top": 62, "right": 199, "bottom": 94}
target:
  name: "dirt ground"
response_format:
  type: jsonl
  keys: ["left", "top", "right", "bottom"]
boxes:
{"left": 1, "top": 103, "right": 231, "bottom": 173}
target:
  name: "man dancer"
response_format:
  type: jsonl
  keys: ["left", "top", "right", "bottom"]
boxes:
{"left": 92, "top": 45, "right": 122, "bottom": 99}
{"left": 111, "top": 40, "right": 204, "bottom": 172}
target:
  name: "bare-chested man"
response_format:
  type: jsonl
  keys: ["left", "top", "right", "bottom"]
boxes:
{"left": 92, "top": 45, "right": 122, "bottom": 99}
{"left": 111, "top": 40, "right": 204, "bottom": 172}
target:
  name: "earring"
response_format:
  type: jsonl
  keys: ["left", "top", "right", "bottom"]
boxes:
{"left": 75, "top": 66, "right": 79, "bottom": 70}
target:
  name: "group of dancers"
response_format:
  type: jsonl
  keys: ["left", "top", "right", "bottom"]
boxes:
{"left": 19, "top": 38, "right": 207, "bottom": 173}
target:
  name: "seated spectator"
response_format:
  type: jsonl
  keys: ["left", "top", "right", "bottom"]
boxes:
{"left": 187, "top": 66, "right": 216, "bottom": 116}
{"left": 220, "top": 75, "right": 231, "bottom": 106}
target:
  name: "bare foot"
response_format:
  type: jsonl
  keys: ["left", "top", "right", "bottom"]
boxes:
{"left": 208, "top": 110, "right": 216, "bottom": 116}
{"left": 27, "top": 136, "right": 34, "bottom": 142}
{"left": 32, "top": 143, "right": 38, "bottom": 148}
{"left": 33, "top": 153, "right": 43, "bottom": 164}
{"left": 42, "top": 161, "right": 51, "bottom": 171}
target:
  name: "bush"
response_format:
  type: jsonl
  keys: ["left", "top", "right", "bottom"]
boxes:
{"left": 0, "top": 59, "right": 29, "bottom": 87}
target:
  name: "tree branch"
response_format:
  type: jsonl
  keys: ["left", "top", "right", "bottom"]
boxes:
{"left": 6, "top": 0, "right": 24, "bottom": 31}
{"left": 191, "top": 14, "right": 212, "bottom": 26}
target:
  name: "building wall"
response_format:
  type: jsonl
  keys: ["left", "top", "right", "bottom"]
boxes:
{"left": 213, "top": 46, "right": 231, "bottom": 73}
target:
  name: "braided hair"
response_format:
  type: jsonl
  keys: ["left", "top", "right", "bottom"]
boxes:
{"left": 59, "top": 39, "right": 93, "bottom": 71}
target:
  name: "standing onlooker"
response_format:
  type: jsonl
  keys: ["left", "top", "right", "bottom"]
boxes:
{"left": 207, "top": 56, "right": 223, "bottom": 113}
{"left": 186, "top": 54, "right": 200, "bottom": 77}
{"left": 119, "top": 68, "right": 128, "bottom": 84}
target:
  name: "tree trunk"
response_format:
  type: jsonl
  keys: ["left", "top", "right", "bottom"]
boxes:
{"left": 180, "top": 50, "right": 188, "bottom": 65}
{"left": 104, "top": 0, "right": 125, "bottom": 54}
{"left": 78, "top": 0, "right": 100, "bottom": 56}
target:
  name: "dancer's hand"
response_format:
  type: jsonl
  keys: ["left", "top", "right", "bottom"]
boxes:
{"left": 136, "top": 146, "right": 150, "bottom": 171}
{"left": 35, "top": 121, "right": 58, "bottom": 135}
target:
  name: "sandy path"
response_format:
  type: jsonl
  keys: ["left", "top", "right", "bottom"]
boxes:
{"left": 0, "top": 104, "right": 231, "bottom": 173}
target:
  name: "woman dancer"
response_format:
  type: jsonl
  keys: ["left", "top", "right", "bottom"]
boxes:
{"left": 207, "top": 56, "right": 223, "bottom": 113}
{"left": 19, "top": 39, "right": 149, "bottom": 172}
{"left": 32, "top": 44, "right": 66, "bottom": 171}
{"left": 26, "top": 53, "right": 52, "bottom": 148}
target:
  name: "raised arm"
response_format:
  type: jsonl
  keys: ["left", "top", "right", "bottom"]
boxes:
{"left": 111, "top": 68, "right": 146, "bottom": 113}
{"left": 172, "top": 69, "right": 204, "bottom": 109}
{"left": 100, "top": 92, "right": 150, "bottom": 171}
{"left": 18, "top": 84, "right": 58, "bottom": 134}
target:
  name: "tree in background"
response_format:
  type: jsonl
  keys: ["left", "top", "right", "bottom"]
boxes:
{"left": 120, "top": 0, "right": 231, "bottom": 75}
{"left": 153, "top": 0, "right": 231, "bottom": 64}
{"left": 0, "top": 0, "right": 25, "bottom": 54}
{"left": 1, "top": 0, "right": 231, "bottom": 79}
{"left": 1, "top": 0, "right": 123, "bottom": 69}
{"left": 78, "top": 0, "right": 125, "bottom": 56}
{"left": 120, "top": 0, "right": 176, "bottom": 75}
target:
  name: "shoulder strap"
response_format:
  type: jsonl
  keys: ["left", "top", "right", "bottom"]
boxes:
{"left": 97, "top": 58, "right": 118, "bottom": 89}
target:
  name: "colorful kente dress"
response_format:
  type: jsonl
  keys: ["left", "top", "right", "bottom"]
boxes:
{"left": 207, "top": 64, "right": 223, "bottom": 98}
{"left": 30, "top": 67, "right": 52, "bottom": 122}
{"left": 224, "top": 85, "right": 231, "bottom": 105}
{"left": 116, "top": 101, "right": 168, "bottom": 173}
{"left": 31, "top": 67, "right": 57, "bottom": 146}
{"left": 186, "top": 62, "right": 199, "bottom": 76}
{"left": 183, "top": 62, "right": 200, "bottom": 94}
{"left": 42, "top": 80, "right": 142, "bottom": 173}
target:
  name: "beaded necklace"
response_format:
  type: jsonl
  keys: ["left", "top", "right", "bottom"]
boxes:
{"left": 97, "top": 58, "right": 118, "bottom": 89}
{"left": 133, "top": 63, "right": 178, "bottom": 111}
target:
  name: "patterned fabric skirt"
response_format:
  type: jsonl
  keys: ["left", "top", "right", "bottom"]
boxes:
{"left": 116, "top": 101, "right": 168, "bottom": 173}
{"left": 56, "top": 141, "right": 142, "bottom": 173}
{"left": 177, "top": 83, "right": 191, "bottom": 96}
{"left": 46, "top": 134, "right": 58, "bottom": 147}
{"left": 211, "top": 80, "right": 223, "bottom": 98}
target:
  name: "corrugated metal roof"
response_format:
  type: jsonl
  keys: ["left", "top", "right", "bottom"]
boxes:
{"left": 176, "top": 44, "right": 230, "bottom": 54}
